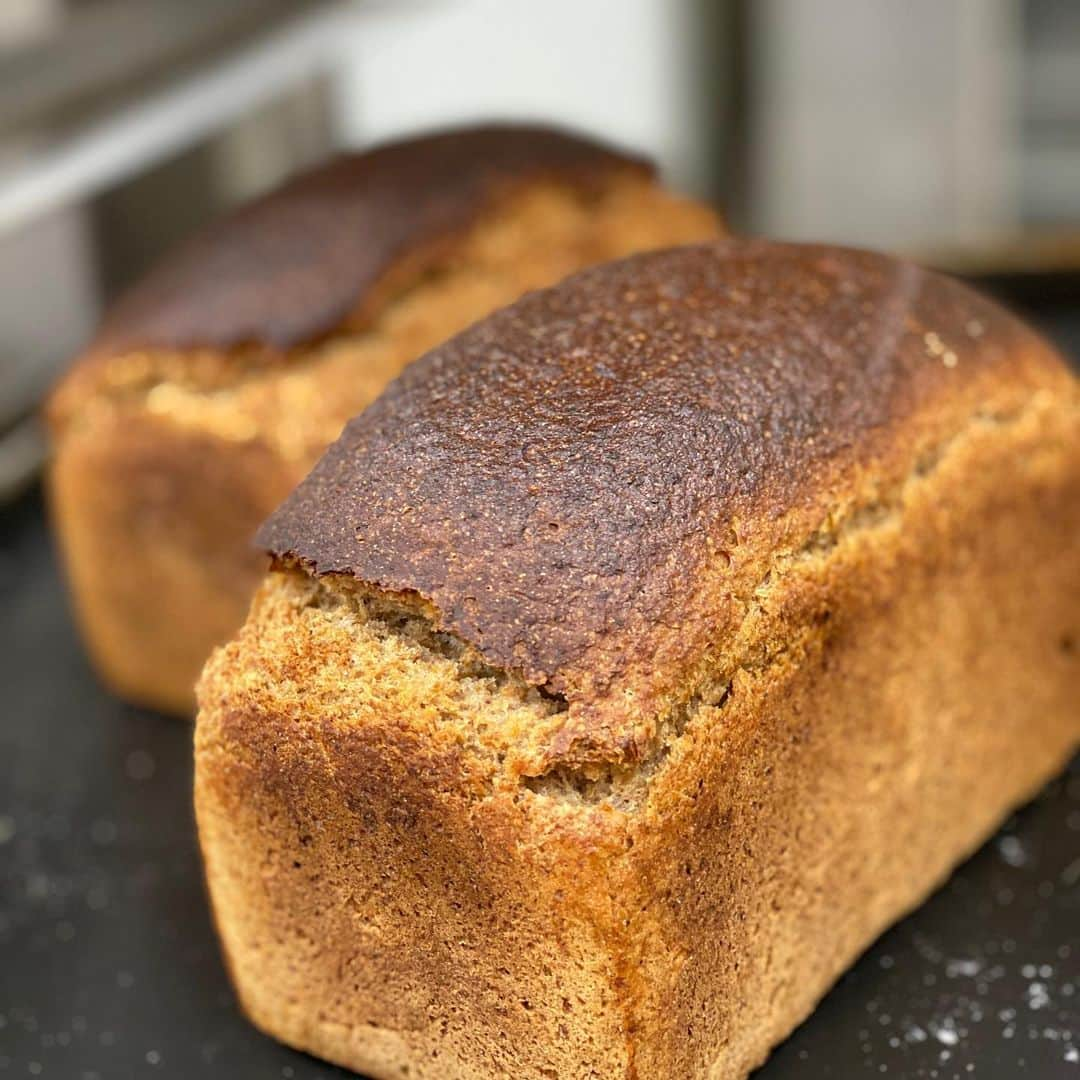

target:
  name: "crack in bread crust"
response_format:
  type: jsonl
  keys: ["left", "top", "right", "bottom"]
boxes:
{"left": 256, "top": 386, "right": 1074, "bottom": 808}
{"left": 257, "top": 241, "right": 1071, "bottom": 761}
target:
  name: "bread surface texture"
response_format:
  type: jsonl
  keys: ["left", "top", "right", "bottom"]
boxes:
{"left": 196, "top": 241, "right": 1080, "bottom": 1078}
{"left": 47, "top": 123, "right": 719, "bottom": 714}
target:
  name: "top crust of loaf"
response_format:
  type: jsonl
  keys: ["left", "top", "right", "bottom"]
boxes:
{"left": 86, "top": 124, "right": 653, "bottom": 359}
{"left": 258, "top": 240, "right": 1077, "bottom": 764}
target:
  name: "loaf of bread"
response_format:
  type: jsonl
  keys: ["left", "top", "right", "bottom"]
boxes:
{"left": 46, "top": 124, "right": 719, "bottom": 714}
{"left": 195, "top": 240, "right": 1079, "bottom": 1079}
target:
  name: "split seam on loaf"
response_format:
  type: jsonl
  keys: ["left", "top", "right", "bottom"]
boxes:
{"left": 277, "top": 391, "right": 1045, "bottom": 810}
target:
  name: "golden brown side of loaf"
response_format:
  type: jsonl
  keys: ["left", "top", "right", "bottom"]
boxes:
{"left": 46, "top": 123, "right": 720, "bottom": 713}
{"left": 197, "top": 241, "right": 1080, "bottom": 1078}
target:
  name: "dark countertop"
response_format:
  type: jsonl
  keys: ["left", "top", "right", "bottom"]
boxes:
{"left": 1, "top": 293, "right": 1078, "bottom": 1080}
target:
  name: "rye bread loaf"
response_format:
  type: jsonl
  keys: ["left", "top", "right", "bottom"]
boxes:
{"left": 195, "top": 240, "right": 1079, "bottom": 1078}
{"left": 47, "top": 124, "right": 719, "bottom": 714}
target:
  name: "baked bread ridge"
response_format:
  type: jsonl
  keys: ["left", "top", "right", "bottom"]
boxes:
{"left": 256, "top": 239, "right": 1075, "bottom": 770}
{"left": 198, "top": 242, "right": 1080, "bottom": 1078}
{"left": 46, "top": 123, "right": 720, "bottom": 714}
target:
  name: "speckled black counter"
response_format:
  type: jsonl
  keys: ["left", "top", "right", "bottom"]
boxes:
{"left": 1, "top": 298, "right": 1078, "bottom": 1080}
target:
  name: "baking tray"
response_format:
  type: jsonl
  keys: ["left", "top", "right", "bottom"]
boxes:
{"left": 1, "top": 298, "right": 1078, "bottom": 1079}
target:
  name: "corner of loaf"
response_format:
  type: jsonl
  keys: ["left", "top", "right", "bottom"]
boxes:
{"left": 196, "top": 565, "right": 648, "bottom": 1080}
{"left": 197, "top": 563, "right": 579, "bottom": 799}
{"left": 196, "top": 240, "right": 1080, "bottom": 1079}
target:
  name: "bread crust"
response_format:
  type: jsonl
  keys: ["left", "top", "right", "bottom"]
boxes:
{"left": 47, "top": 125, "right": 719, "bottom": 713}
{"left": 258, "top": 241, "right": 1069, "bottom": 763}
{"left": 197, "top": 242, "right": 1080, "bottom": 1078}
{"left": 83, "top": 126, "right": 651, "bottom": 356}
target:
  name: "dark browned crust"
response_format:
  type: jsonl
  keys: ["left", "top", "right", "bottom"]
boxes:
{"left": 258, "top": 240, "right": 1065, "bottom": 722}
{"left": 88, "top": 124, "right": 653, "bottom": 356}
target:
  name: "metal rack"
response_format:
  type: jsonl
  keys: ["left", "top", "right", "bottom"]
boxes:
{"left": 0, "top": 0, "right": 362, "bottom": 499}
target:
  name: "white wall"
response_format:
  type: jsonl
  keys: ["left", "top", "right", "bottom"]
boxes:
{"left": 750, "top": 0, "right": 1020, "bottom": 251}
{"left": 332, "top": 0, "right": 707, "bottom": 193}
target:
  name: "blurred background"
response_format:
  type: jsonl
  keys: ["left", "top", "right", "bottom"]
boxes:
{"left": 2, "top": 0, "right": 1079, "bottom": 499}
{"left": 2, "top": 9, "right": 1079, "bottom": 1078}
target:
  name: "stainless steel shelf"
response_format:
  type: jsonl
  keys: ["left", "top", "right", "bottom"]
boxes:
{"left": 0, "top": 0, "right": 372, "bottom": 500}
{"left": 0, "top": 0, "right": 360, "bottom": 236}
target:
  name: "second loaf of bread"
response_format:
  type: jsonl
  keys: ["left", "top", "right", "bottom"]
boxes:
{"left": 197, "top": 240, "right": 1079, "bottom": 1078}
